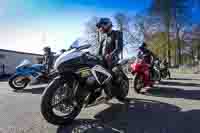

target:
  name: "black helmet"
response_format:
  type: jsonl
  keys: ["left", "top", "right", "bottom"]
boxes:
{"left": 96, "top": 18, "right": 112, "bottom": 28}
{"left": 43, "top": 46, "right": 51, "bottom": 52}
{"left": 141, "top": 42, "right": 147, "bottom": 47}
{"left": 139, "top": 42, "right": 147, "bottom": 49}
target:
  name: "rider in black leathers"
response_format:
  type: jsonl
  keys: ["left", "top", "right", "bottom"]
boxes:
{"left": 94, "top": 18, "right": 124, "bottom": 100}
{"left": 137, "top": 42, "right": 155, "bottom": 65}
{"left": 96, "top": 18, "right": 123, "bottom": 70}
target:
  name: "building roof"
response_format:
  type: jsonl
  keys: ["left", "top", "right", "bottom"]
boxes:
{"left": 0, "top": 49, "right": 43, "bottom": 56}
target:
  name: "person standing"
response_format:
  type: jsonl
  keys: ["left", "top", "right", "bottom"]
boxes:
{"left": 43, "top": 46, "right": 54, "bottom": 74}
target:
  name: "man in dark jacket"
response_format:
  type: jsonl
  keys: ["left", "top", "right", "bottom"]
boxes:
{"left": 43, "top": 46, "right": 54, "bottom": 74}
{"left": 137, "top": 42, "right": 155, "bottom": 65}
{"left": 96, "top": 18, "right": 123, "bottom": 70}
{"left": 94, "top": 18, "right": 124, "bottom": 100}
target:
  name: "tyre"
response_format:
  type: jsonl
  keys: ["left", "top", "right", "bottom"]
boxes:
{"left": 161, "top": 69, "right": 170, "bottom": 79}
{"left": 161, "top": 70, "right": 166, "bottom": 79}
{"left": 134, "top": 74, "right": 144, "bottom": 93}
{"left": 116, "top": 71, "right": 129, "bottom": 101}
{"left": 167, "top": 70, "right": 171, "bottom": 79}
{"left": 40, "top": 77, "right": 83, "bottom": 125}
{"left": 154, "top": 69, "right": 161, "bottom": 82}
{"left": 158, "top": 73, "right": 161, "bottom": 82}
{"left": 8, "top": 75, "right": 30, "bottom": 90}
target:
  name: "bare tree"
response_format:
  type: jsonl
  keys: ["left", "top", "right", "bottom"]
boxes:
{"left": 192, "top": 24, "right": 200, "bottom": 60}
{"left": 149, "top": 0, "right": 192, "bottom": 66}
{"left": 114, "top": 13, "right": 145, "bottom": 47}
{"left": 84, "top": 16, "right": 99, "bottom": 45}
{"left": 150, "top": 0, "right": 172, "bottom": 65}
{"left": 113, "top": 12, "right": 160, "bottom": 58}
{"left": 172, "top": 0, "right": 191, "bottom": 65}
{"left": 133, "top": 13, "right": 161, "bottom": 42}
{"left": 114, "top": 13, "right": 129, "bottom": 31}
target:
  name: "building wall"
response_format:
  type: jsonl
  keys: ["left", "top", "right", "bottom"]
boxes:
{"left": 0, "top": 50, "right": 42, "bottom": 75}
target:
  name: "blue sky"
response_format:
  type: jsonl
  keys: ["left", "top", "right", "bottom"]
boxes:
{"left": 0, "top": 0, "right": 199, "bottom": 55}
{"left": 0, "top": 0, "right": 152, "bottom": 54}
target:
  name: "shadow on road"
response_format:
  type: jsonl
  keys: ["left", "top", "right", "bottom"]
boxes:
{"left": 147, "top": 80, "right": 200, "bottom": 100}
{"left": 56, "top": 98, "right": 200, "bottom": 133}
{"left": 170, "top": 78, "right": 200, "bottom": 81}
{"left": 57, "top": 119, "right": 122, "bottom": 133}
{"left": 148, "top": 86, "right": 200, "bottom": 100}
{"left": 160, "top": 80, "right": 200, "bottom": 87}
{"left": 0, "top": 75, "right": 10, "bottom": 82}
{"left": 13, "top": 87, "right": 45, "bottom": 94}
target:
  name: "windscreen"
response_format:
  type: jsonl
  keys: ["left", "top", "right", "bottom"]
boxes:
{"left": 17, "top": 59, "right": 32, "bottom": 68}
{"left": 70, "top": 38, "right": 98, "bottom": 55}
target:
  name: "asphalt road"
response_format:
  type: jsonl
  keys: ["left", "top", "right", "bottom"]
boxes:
{"left": 0, "top": 74, "right": 200, "bottom": 133}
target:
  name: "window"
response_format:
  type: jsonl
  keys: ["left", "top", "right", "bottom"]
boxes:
{"left": 0, "top": 54, "right": 6, "bottom": 59}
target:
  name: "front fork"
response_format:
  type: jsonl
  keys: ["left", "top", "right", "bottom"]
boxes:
{"left": 82, "top": 84, "right": 110, "bottom": 108}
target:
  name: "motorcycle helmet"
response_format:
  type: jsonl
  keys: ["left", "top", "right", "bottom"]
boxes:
{"left": 96, "top": 18, "right": 112, "bottom": 32}
{"left": 43, "top": 46, "right": 51, "bottom": 53}
{"left": 139, "top": 42, "right": 147, "bottom": 50}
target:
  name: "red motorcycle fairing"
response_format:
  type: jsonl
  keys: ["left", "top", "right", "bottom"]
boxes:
{"left": 130, "top": 58, "right": 153, "bottom": 87}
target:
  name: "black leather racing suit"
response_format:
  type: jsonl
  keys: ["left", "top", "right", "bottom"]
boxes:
{"left": 97, "top": 30, "right": 123, "bottom": 98}
{"left": 137, "top": 47, "right": 157, "bottom": 79}
{"left": 137, "top": 47, "right": 155, "bottom": 65}
{"left": 99, "top": 30, "right": 121, "bottom": 70}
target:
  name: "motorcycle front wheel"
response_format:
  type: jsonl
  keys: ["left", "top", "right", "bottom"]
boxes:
{"left": 41, "top": 77, "right": 83, "bottom": 125}
{"left": 167, "top": 70, "right": 171, "bottom": 79}
{"left": 134, "top": 74, "right": 144, "bottom": 93}
{"left": 161, "top": 69, "right": 170, "bottom": 79}
{"left": 116, "top": 71, "right": 129, "bottom": 101}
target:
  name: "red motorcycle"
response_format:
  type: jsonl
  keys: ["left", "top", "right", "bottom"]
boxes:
{"left": 130, "top": 57, "right": 160, "bottom": 93}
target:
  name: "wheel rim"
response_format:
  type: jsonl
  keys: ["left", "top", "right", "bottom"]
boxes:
{"left": 51, "top": 80, "right": 79, "bottom": 117}
{"left": 12, "top": 76, "right": 27, "bottom": 87}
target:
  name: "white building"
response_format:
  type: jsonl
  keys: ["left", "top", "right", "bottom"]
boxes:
{"left": 0, "top": 49, "right": 43, "bottom": 75}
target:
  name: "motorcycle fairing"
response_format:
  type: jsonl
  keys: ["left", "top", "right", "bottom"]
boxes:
{"left": 91, "top": 65, "right": 112, "bottom": 85}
